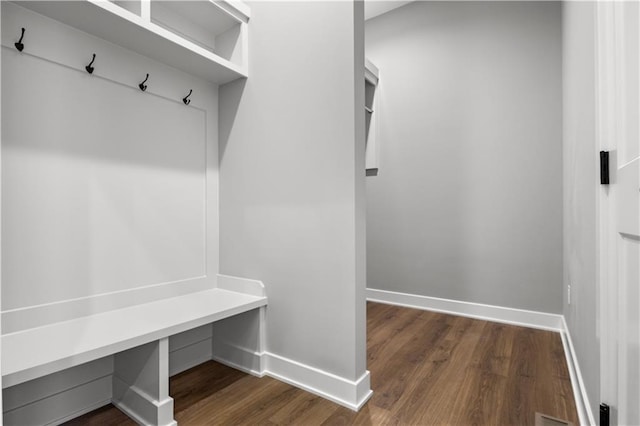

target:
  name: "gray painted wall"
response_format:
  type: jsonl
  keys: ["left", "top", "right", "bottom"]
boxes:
{"left": 562, "top": 1, "right": 599, "bottom": 420}
{"left": 365, "top": 1, "right": 563, "bottom": 313}
{"left": 219, "top": 1, "right": 367, "bottom": 381}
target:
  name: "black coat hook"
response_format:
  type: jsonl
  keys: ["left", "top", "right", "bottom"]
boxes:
{"left": 15, "top": 27, "right": 25, "bottom": 52}
{"left": 183, "top": 89, "right": 192, "bottom": 105}
{"left": 139, "top": 73, "right": 149, "bottom": 91}
{"left": 85, "top": 53, "right": 96, "bottom": 74}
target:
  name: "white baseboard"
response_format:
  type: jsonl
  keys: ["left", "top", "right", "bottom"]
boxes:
{"left": 367, "top": 288, "right": 564, "bottom": 331}
{"left": 112, "top": 377, "right": 176, "bottom": 426}
{"left": 264, "top": 353, "right": 373, "bottom": 411}
{"left": 212, "top": 341, "right": 265, "bottom": 377}
{"left": 560, "top": 317, "right": 596, "bottom": 426}
{"left": 212, "top": 341, "right": 372, "bottom": 411}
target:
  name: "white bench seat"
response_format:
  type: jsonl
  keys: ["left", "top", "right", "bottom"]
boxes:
{"left": 2, "top": 288, "right": 267, "bottom": 389}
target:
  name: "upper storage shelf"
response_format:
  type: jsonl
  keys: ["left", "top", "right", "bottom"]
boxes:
{"left": 365, "top": 58, "right": 379, "bottom": 87}
{"left": 365, "top": 58, "right": 380, "bottom": 173}
{"left": 13, "top": 0, "right": 250, "bottom": 85}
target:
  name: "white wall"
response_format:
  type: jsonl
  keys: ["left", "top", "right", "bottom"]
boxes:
{"left": 562, "top": 1, "right": 599, "bottom": 420}
{"left": 219, "top": 0, "right": 368, "bottom": 389}
{"left": 1, "top": 3, "right": 220, "bottom": 422}
{"left": 365, "top": 1, "right": 563, "bottom": 313}
{"left": 1, "top": 2, "right": 220, "bottom": 327}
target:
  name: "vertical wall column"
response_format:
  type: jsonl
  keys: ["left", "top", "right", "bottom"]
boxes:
{"left": 112, "top": 338, "right": 176, "bottom": 426}
{"left": 218, "top": 1, "right": 370, "bottom": 408}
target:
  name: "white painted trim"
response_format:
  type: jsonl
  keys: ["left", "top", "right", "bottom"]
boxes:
{"left": 264, "top": 353, "right": 373, "bottom": 411}
{"left": 365, "top": 58, "right": 379, "bottom": 85}
{"left": 3, "top": 289, "right": 266, "bottom": 388}
{"left": 217, "top": 274, "right": 266, "bottom": 297}
{"left": 178, "top": 335, "right": 373, "bottom": 412}
{"left": 112, "top": 377, "right": 176, "bottom": 426}
{"left": 212, "top": 341, "right": 265, "bottom": 377}
{"left": 1, "top": 278, "right": 212, "bottom": 334}
{"left": 595, "top": 0, "right": 619, "bottom": 415}
{"left": 11, "top": 0, "right": 246, "bottom": 84}
{"left": 216, "top": 0, "right": 251, "bottom": 23}
{"left": 8, "top": 350, "right": 372, "bottom": 423}
{"left": 560, "top": 317, "right": 596, "bottom": 426}
{"left": 366, "top": 288, "right": 564, "bottom": 332}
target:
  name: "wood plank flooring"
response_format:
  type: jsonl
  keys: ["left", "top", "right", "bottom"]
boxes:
{"left": 66, "top": 302, "right": 578, "bottom": 425}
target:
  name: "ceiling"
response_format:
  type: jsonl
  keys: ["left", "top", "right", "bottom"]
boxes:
{"left": 364, "top": 1, "right": 413, "bottom": 20}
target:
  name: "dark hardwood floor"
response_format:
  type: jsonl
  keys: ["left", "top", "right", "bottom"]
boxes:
{"left": 67, "top": 302, "right": 578, "bottom": 425}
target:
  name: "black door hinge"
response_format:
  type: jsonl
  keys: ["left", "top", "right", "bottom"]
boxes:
{"left": 600, "top": 151, "right": 610, "bottom": 185}
{"left": 600, "top": 403, "right": 610, "bottom": 426}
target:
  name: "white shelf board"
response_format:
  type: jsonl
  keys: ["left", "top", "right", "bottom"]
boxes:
{"left": 365, "top": 58, "right": 379, "bottom": 85}
{"left": 2, "top": 289, "right": 267, "bottom": 388}
{"left": 14, "top": 0, "right": 247, "bottom": 84}
{"left": 156, "top": 1, "right": 241, "bottom": 35}
{"left": 218, "top": 0, "right": 251, "bottom": 23}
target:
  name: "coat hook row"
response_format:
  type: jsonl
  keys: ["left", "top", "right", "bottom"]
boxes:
{"left": 13, "top": 37, "right": 191, "bottom": 104}
{"left": 85, "top": 53, "right": 96, "bottom": 74}
{"left": 183, "top": 89, "right": 192, "bottom": 105}
{"left": 15, "top": 27, "right": 25, "bottom": 52}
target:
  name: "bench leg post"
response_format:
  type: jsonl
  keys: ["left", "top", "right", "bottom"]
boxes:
{"left": 112, "top": 338, "right": 176, "bottom": 426}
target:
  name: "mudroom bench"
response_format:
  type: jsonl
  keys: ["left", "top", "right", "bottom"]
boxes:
{"left": 2, "top": 277, "right": 267, "bottom": 426}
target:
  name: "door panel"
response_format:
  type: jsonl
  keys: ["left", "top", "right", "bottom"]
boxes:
{"left": 600, "top": 1, "right": 640, "bottom": 425}
{"left": 620, "top": 1, "right": 639, "bottom": 162}
{"left": 616, "top": 159, "right": 639, "bottom": 239}
{"left": 616, "top": 3, "right": 640, "bottom": 424}
{"left": 617, "top": 236, "right": 639, "bottom": 424}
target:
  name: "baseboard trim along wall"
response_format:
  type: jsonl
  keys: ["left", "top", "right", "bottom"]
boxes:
{"left": 212, "top": 341, "right": 265, "bottom": 377}
{"left": 265, "top": 353, "right": 373, "bottom": 411}
{"left": 560, "top": 317, "right": 596, "bottom": 426}
{"left": 112, "top": 376, "right": 176, "bottom": 426}
{"left": 211, "top": 340, "right": 373, "bottom": 411}
{"left": 366, "top": 288, "right": 564, "bottom": 331}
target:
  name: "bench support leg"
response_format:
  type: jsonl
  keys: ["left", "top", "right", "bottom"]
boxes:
{"left": 112, "top": 338, "right": 177, "bottom": 426}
